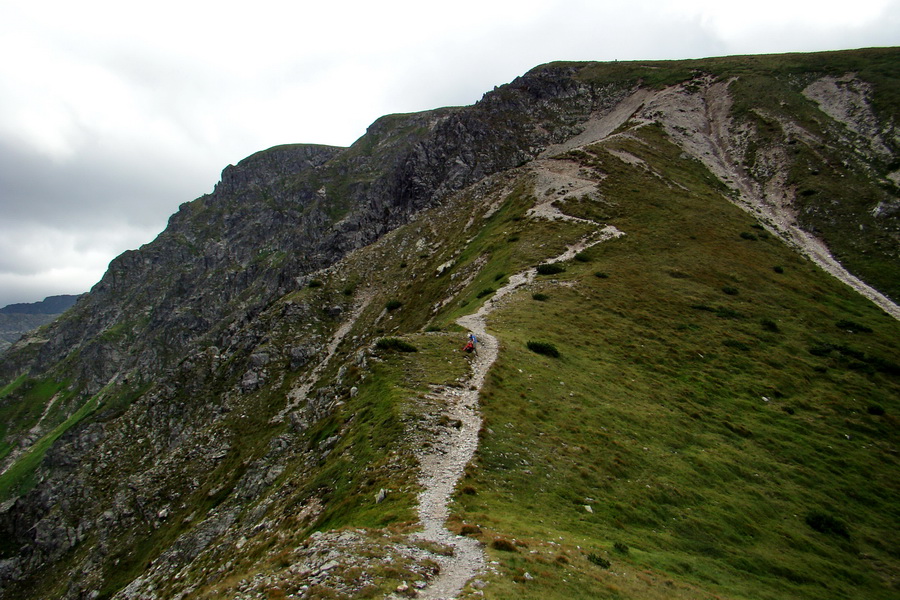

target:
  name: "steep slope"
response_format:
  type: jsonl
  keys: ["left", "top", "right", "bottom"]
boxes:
{"left": 0, "top": 47, "right": 898, "bottom": 600}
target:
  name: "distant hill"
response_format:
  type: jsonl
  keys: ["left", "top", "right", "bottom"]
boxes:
{"left": 0, "top": 294, "right": 81, "bottom": 352}
{"left": 0, "top": 294, "right": 81, "bottom": 315}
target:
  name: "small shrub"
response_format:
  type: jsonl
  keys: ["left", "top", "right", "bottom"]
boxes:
{"left": 308, "top": 279, "right": 323, "bottom": 288}
{"left": 507, "top": 235, "right": 520, "bottom": 242}
{"left": 722, "top": 286, "right": 739, "bottom": 295}
{"left": 399, "top": 261, "right": 407, "bottom": 269}
{"left": 587, "top": 553, "right": 611, "bottom": 568}
{"left": 460, "top": 485, "right": 477, "bottom": 495}
{"left": 723, "top": 339, "right": 751, "bottom": 351}
{"left": 594, "top": 271, "right": 609, "bottom": 279}
{"left": 385, "top": 300, "right": 403, "bottom": 311}
{"left": 773, "top": 265, "right": 785, "bottom": 274}
{"left": 867, "top": 405, "right": 885, "bottom": 416}
{"left": 491, "top": 538, "right": 518, "bottom": 552}
{"left": 476, "top": 287, "right": 495, "bottom": 299}
{"left": 805, "top": 511, "right": 849, "bottom": 538}
{"left": 536, "top": 263, "right": 565, "bottom": 275}
{"left": 761, "top": 318, "right": 780, "bottom": 332}
{"left": 494, "top": 272, "right": 507, "bottom": 281}
{"left": 740, "top": 231, "right": 758, "bottom": 241}
{"left": 459, "top": 524, "right": 482, "bottom": 536}
{"left": 808, "top": 343, "right": 834, "bottom": 357}
{"left": 835, "top": 319, "right": 873, "bottom": 334}
{"left": 527, "top": 341, "right": 560, "bottom": 358}
{"left": 375, "top": 338, "right": 418, "bottom": 353}
{"left": 613, "top": 542, "right": 629, "bottom": 555}
{"left": 574, "top": 252, "right": 591, "bottom": 262}
{"left": 532, "top": 293, "right": 549, "bottom": 301}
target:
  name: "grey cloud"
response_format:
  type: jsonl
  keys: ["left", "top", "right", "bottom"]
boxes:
{"left": 0, "top": 136, "right": 214, "bottom": 230}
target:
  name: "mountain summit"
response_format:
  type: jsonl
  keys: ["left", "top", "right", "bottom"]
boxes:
{"left": 1, "top": 48, "right": 898, "bottom": 600}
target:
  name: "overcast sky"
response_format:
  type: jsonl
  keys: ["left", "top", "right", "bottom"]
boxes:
{"left": 1, "top": 0, "right": 898, "bottom": 307}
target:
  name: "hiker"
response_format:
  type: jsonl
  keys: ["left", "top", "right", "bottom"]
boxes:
{"left": 463, "top": 332, "right": 478, "bottom": 354}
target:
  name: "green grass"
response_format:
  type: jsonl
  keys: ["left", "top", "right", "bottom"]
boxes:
{"left": 450, "top": 123, "right": 900, "bottom": 599}
{"left": 0, "top": 387, "right": 98, "bottom": 501}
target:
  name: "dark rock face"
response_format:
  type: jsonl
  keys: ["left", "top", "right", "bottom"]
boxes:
{"left": 0, "top": 66, "right": 610, "bottom": 391}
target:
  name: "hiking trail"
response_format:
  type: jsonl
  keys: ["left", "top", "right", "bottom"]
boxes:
{"left": 408, "top": 213, "right": 623, "bottom": 599}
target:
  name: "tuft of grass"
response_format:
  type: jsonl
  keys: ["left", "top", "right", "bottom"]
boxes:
{"left": 385, "top": 300, "right": 403, "bottom": 311}
{"left": 532, "top": 293, "right": 549, "bottom": 302}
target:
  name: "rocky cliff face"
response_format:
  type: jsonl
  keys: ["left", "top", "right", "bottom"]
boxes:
{"left": 0, "top": 48, "right": 898, "bottom": 600}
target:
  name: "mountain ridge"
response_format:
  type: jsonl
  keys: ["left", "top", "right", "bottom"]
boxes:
{"left": 0, "top": 47, "right": 898, "bottom": 600}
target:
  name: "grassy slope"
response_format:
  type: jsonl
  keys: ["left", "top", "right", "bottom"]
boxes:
{"left": 449, "top": 126, "right": 900, "bottom": 599}
{"left": 555, "top": 47, "right": 900, "bottom": 302}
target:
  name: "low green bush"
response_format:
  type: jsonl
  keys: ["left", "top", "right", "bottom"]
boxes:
{"left": 491, "top": 538, "right": 518, "bottom": 552}
{"left": 308, "top": 279, "right": 323, "bottom": 288}
{"left": 385, "top": 300, "right": 403, "bottom": 311}
{"left": 587, "top": 553, "right": 611, "bottom": 568}
{"left": 805, "top": 511, "right": 849, "bottom": 538}
{"left": 836, "top": 319, "right": 873, "bottom": 334}
{"left": 761, "top": 318, "right": 780, "bottom": 332}
{"left": 723, "top": 339, "right": 751, "bottom": 351}
{"left": 532, "top": 293, "right": 549, "bottom": 302}
{"left": 536, "top": 263, "right": 565, "bottom": 275}
{"left": 527, "top": 341, "right": 560, "bottom": 358}
{"left": 375, "top": 338, "right": 417, "bottom": 352}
